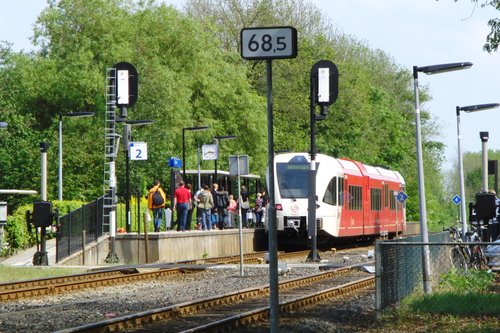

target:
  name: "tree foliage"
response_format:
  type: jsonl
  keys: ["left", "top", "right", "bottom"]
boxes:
{"left": 184, "top": 0, "right": 449, "bottom": 223}
{"left": 0, "top": 0, "right": 453, "bottom": 227}
{"left": 452, "top": 0, "right": 500, "bottom": 52}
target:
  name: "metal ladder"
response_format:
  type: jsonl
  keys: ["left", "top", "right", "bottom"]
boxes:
{"left": 103, "top": 68, "right": 118, "bottom": 233}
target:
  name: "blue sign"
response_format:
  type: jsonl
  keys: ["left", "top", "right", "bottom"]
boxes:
{"left": 452, "top": 195, "right": 461, "bottom": 205}
{"left": 396, "top": 191, "right": 408, "bottom": 203}
{"left": 169, "top": 157, "right": 182, "bottom": 168}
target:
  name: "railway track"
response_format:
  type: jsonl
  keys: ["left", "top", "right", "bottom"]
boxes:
{"left": 56, "top": 266, "right": 374, "bottom": 333}
{"left": 0, "top": 250, "right": 314, "bottom": 302}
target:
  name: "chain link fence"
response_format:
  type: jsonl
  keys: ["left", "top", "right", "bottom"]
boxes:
{"left": 375, "top": 232, "right": 498, "bottom": 314}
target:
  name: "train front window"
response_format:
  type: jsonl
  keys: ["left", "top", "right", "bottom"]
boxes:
{"left": 323, "top": 176, "right": 338, "bottom": 205}
{"left": 276, "top": 163, "right": 309, "bottom": 198}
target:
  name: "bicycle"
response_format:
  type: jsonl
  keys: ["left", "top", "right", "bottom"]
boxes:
{"left": 445, "top": 224, "right": 488, "bottom": 270}
{"left": 465, "top": 224, "right": 488, "bottom": 270}
{"left": 445, "top": 225, "right": 468, "bottom": 272}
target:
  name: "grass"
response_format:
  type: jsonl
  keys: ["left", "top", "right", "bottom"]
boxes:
{"left": 374, "top": 270, "right": 500, "bottom": 333}
{"left": 0, "top": 265, "right": 88, "bottom": 283}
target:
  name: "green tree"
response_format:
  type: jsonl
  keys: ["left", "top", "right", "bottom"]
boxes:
{"left": 0, "top": 0, "right": 267, "bottom": 210}
{"left": 449, "top": 0, "right": 500, "bottom": 52}
{"left": 184, "top": 0, "right": 449, "bottom": 224}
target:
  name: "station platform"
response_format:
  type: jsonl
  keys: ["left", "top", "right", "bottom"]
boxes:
{"left": 60, "top": 228, "right": 268, "bottom": 266}
{"left": 1, "top": 228, "right": 268, "bottom": 267}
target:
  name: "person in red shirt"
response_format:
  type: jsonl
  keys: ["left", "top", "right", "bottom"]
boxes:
{"left": 174, "top": 181, "right": 192, "bottom": 231}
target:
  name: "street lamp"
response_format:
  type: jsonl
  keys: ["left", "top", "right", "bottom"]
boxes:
{"left": 124, "top": 119, "right": 153, "bottom": 233}
{"left": 456, "top": 103, "right": 499, "bottom": 239}
{"left": 182, "top": 126, "right": 209, "bottom": 180}
{"left": 58, "top": 112, "right": 94, "bottom": 201}
{"left": 213, "top": 135, "right": 237, "bottom": 184}
{"left": 413, "top": 62, "right": 472, "bottom": 294}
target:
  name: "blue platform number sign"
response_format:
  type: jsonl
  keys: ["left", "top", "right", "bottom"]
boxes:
{"left": 452, "top": 195, "right": 461, "bottom": 205}
{"left": 169, "top": 157, "right": 182, "bottom": 169}
{"left": 396, "top": 191, "right": 408, "bottom": 203}
{"left": 240, "top": 26, "right": 297, "bottom": 60}
{"left": 129, "top": 142, "right": 147, "bottom": 160}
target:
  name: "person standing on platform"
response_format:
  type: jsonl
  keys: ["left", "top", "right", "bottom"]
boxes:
{"left": 174, "top": 180, "right": 192, "bottom": 232}
{"left": 254, "top": 192, "right": 264, "bottom": 228}
{"left": 227, "top": 194, "right": 237, "bottom": 228}
{"left": 198, "top": 184, "right": 214, "bottom": 230}
{"left": 211, "top": 183, "right": 219, "bottom": 229}
{"left": 148, "top": 180, "right": 167, "bottom": 232}
{"left": 194, "top": 187, "right": 203, "bottom": 230}
{"left": 186, "top": 183, "right": 195, "bottom": 230}
{"left": 214, "top": 185, "right": 230, "bottom": 229}
{"left": 260, "top": 188, "right": 269, "bottom": 227}
{"left": 240, "top": 185, "right": 250, "bottom": 228}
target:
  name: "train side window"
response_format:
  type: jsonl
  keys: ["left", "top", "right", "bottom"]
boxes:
{"left": 323, "top": 177, "right": 336, "bottom": 205}
{"left": 339, "top": 177, "right": 344, "bottom": 205}
{"left": 383, "top": 184, "right": 389, "bottom": 208}
{"left": 371, "top": 188, "right": 382, "bottom": 211}
{"left": 348, "top": 185, "right": 362, "bottom": 211}
{"left": 390, "top": 191, "right": 397, "bottom": 210}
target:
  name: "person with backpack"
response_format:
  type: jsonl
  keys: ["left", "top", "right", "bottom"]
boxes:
{"left": 197, "top": 184, "right": 214, "bottom": 230}
{"left": 148, "top": 180, "right": 167, "bottom": 232}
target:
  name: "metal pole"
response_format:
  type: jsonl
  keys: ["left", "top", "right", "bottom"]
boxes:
{"left": 106, "top": 161, "right": 119, "bottom": 263}
{"left": 58, "top": 113, "right": 63, "bottom": 201}
{"left": 124, "top": 124, "right": 131, "bottom": 233}
{"left": 214, "top": 138, "right": 219, "bottom": 184}
{"left": 265, "top": 59, "right": 279, "bottom": 333}
{"left": 307, "top": 66, "right": 319, "bottom": 262}
{"left": 237, "top": 156, "right": 244, "bottom": 276}
{"left": 182, "top": 128, "right": 186, "bottom": 180}
{"left": 456, "top": 108, "right": 468, "bottom": 238}
{"left": 126, "top": 147, "right": 131, "bottom": 232}
{"left": 413, "top": 67, "right": 431, "bottom": 294}
{"left": 481, "top": 132, "right": 489, "bottom": 192}
{"left": 197, "top": 143, "right": 201, "bottom": 190}
{"left": 41, "top": 144, "right": 48, "bottom": 201}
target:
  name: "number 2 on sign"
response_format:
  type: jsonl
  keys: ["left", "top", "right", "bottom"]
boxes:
{"left": 135, "top": 149, "right": 142, "bottom": 159}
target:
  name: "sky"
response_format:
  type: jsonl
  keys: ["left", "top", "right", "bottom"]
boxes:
{"left": 1, "top": 0, "right": 499, "bottom": 172}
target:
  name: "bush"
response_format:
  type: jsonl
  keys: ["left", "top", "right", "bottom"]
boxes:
{"left": 1, "top": 200, "right": 86, "bottom": 257}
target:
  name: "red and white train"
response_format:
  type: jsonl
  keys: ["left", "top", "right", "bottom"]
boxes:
{"left": 269, "top": 153, "right": 406, "bottom": 244}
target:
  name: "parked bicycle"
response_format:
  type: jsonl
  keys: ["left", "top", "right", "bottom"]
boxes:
{"left": 445, "top": 225, "right": 468, "bottom": 272}
{"left": 465, "top": 224, "right": 488, "bottom": 269}
{"left": 445, "top": 224, "right": 488, "bottom": 271}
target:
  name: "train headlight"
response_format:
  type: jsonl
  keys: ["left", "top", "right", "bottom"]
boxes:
{"left": 275, "top": 204, "right": 283, "bottom": 211}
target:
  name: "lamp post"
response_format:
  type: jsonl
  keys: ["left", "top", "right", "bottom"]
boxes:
{"left": 413, "top": 62, "right": 472, "bottom": 294}
{"left": 456, "top": 103, "right": 499, "bottom": 239}
{"left": 124, "top": 120, "right": 153, "bottom": 233}
{"left": 58, "top": 112, "right": 94, "bottom": 201}
{"left": 182, "top": 126, "right": 209, "bottom": 180}
{"left": 213, "top": 135, "right": 237, "bottom": 184}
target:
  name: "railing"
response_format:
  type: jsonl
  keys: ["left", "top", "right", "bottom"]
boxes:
{"left": 56, "top": 196, "right": 104, "bottom": 263}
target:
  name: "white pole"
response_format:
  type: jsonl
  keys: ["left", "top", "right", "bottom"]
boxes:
{"left": 197, "top": 143, "right": 201, "bottom": 190}
{"left": 58, "top": 115, "right": 63, "bottom": 201}
{"left": 481, "top": 132, "right": 489, "bottom": 192}
{"left": 457, "top": 109, "right": 468, "bottom": 238}
{"left": 413, "top": 67, "right": 431, "bottom": 294}
{"left": 237, "top": 156, "right": 244, "bottom": 276}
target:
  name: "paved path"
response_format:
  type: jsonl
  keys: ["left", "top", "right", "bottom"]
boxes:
{"left": 1, "top": 238, "right": 56, "bottom": 266}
